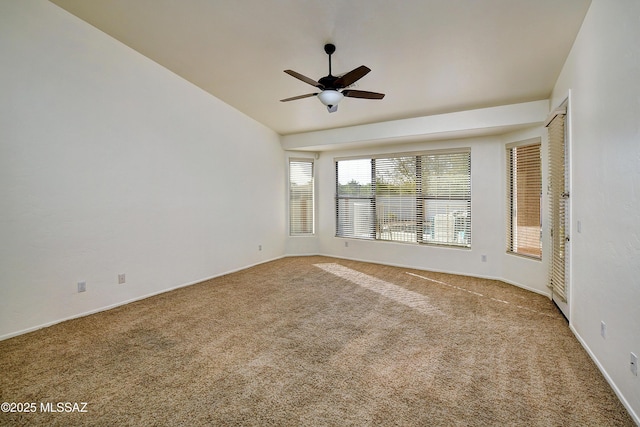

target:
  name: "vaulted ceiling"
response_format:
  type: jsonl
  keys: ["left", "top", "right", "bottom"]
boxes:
{"left": 50, "top": 0, "right": 591, "bottom": 136}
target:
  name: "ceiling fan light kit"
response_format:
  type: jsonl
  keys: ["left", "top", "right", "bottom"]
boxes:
{"left": 281, "top": 43, "right": 385, "bottom": 113}
{"left": 317, "top": 90, "right": 343, "bottom": 107}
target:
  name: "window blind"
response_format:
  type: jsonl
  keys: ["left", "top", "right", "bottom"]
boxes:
{"left": 336, "top": 158, "right": 375, "bottom": 239}
{"left": 375, "top": 156, "right": 417, "bottom": 243}
{"left": 547, "top": 112, "right": 568, "bottom": 301}
{"left": 421, "top": 152, "right": 471, "bottom": 246}
{"left": 336, "top": 150, "right": 471, "bottom": 247}
{"left": 506, "top": 141, "right": 542, "bottom": 258}
{"left": 289, "top": 159, "right": 314, "bottom": 235}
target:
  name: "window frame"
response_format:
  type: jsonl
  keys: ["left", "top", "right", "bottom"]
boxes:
{"left": 335, "top": 148, "right": 471, "bottom": 248}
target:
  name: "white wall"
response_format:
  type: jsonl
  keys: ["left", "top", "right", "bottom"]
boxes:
{"left": 0, "top": 0, "right": 285, "bottom": 339}
{"left": 551, "top": 0, "right": 640, "bottom": 420}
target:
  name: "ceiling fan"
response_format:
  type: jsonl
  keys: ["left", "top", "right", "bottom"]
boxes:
{"left": 280, "top": 43, "right": 385, "bottom": 113}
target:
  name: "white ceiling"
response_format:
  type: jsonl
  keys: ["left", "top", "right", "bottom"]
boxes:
{"left": 50, "top": 0, "right": 591, "bottom": 136}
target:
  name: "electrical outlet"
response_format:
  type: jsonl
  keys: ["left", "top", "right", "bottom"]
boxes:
{"left": 345, "top": 241, "right": 349, "bottom": 248}
{"left": 258, "top": 245, "right": 262, "bottom": 251}
{"left": 481, "top": 255, "right": 487, "bottom": 262}
{"left": 631, "top": 353, "right": 638, "bottom": 376}
{"left": 600, "top": 321, "right": 606, "bottom": 339}
{"left": 118, "top": 274, "right": 126, "bottom": 284}
{"left": 77, "top": 281, "right": 86, "bottom": 293}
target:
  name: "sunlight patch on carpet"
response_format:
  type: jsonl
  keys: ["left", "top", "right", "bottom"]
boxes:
{"left": 314, "top": 263, "right": 444, "bottom": 316}
{"left": 406, "top": 272, "right": 557, "bottom": 318}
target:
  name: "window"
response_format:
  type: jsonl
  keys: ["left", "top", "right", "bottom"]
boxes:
{"left": 289, "top": 159, "right": 314, "bottom": 235}
{"left": 506, "top": 140, "right": 542, "bottom": 258}
{"left": 336, "top": 149, "right": 471, "bottom": 247}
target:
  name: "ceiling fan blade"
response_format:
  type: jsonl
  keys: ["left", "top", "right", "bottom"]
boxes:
{"left": 284, "top": 70, "right": 324, "bottom": 88}
{"left": 280, "top": 93, "right": 318, "bottom": 102}
{"left": 342, "top": 89, "right": 385, "bottom": 100}
{"left": 334, "top": 65, "right": 371, "bottom": 88}
{"left": 327, "top": 105, "right": 338, "bottom": 113}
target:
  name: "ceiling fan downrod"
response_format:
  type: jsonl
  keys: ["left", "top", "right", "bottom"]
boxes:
{"left": 324, "top": 43, "right": 336, "bottom": 76}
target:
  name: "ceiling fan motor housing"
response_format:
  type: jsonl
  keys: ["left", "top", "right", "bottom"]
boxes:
{"left": 318, "top": 75, "right": 339, "bottom": 89}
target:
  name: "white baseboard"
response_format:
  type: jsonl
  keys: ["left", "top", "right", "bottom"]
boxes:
{"left": 0, "top": 255, "right": 285, "bottom": 342}
{"left": 569, "top": 325, "right": 639, "bottom": 425}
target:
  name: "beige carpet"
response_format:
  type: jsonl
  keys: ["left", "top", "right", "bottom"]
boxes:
{"left": 0, "top": 256, "right": 634, "bottom": 426}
